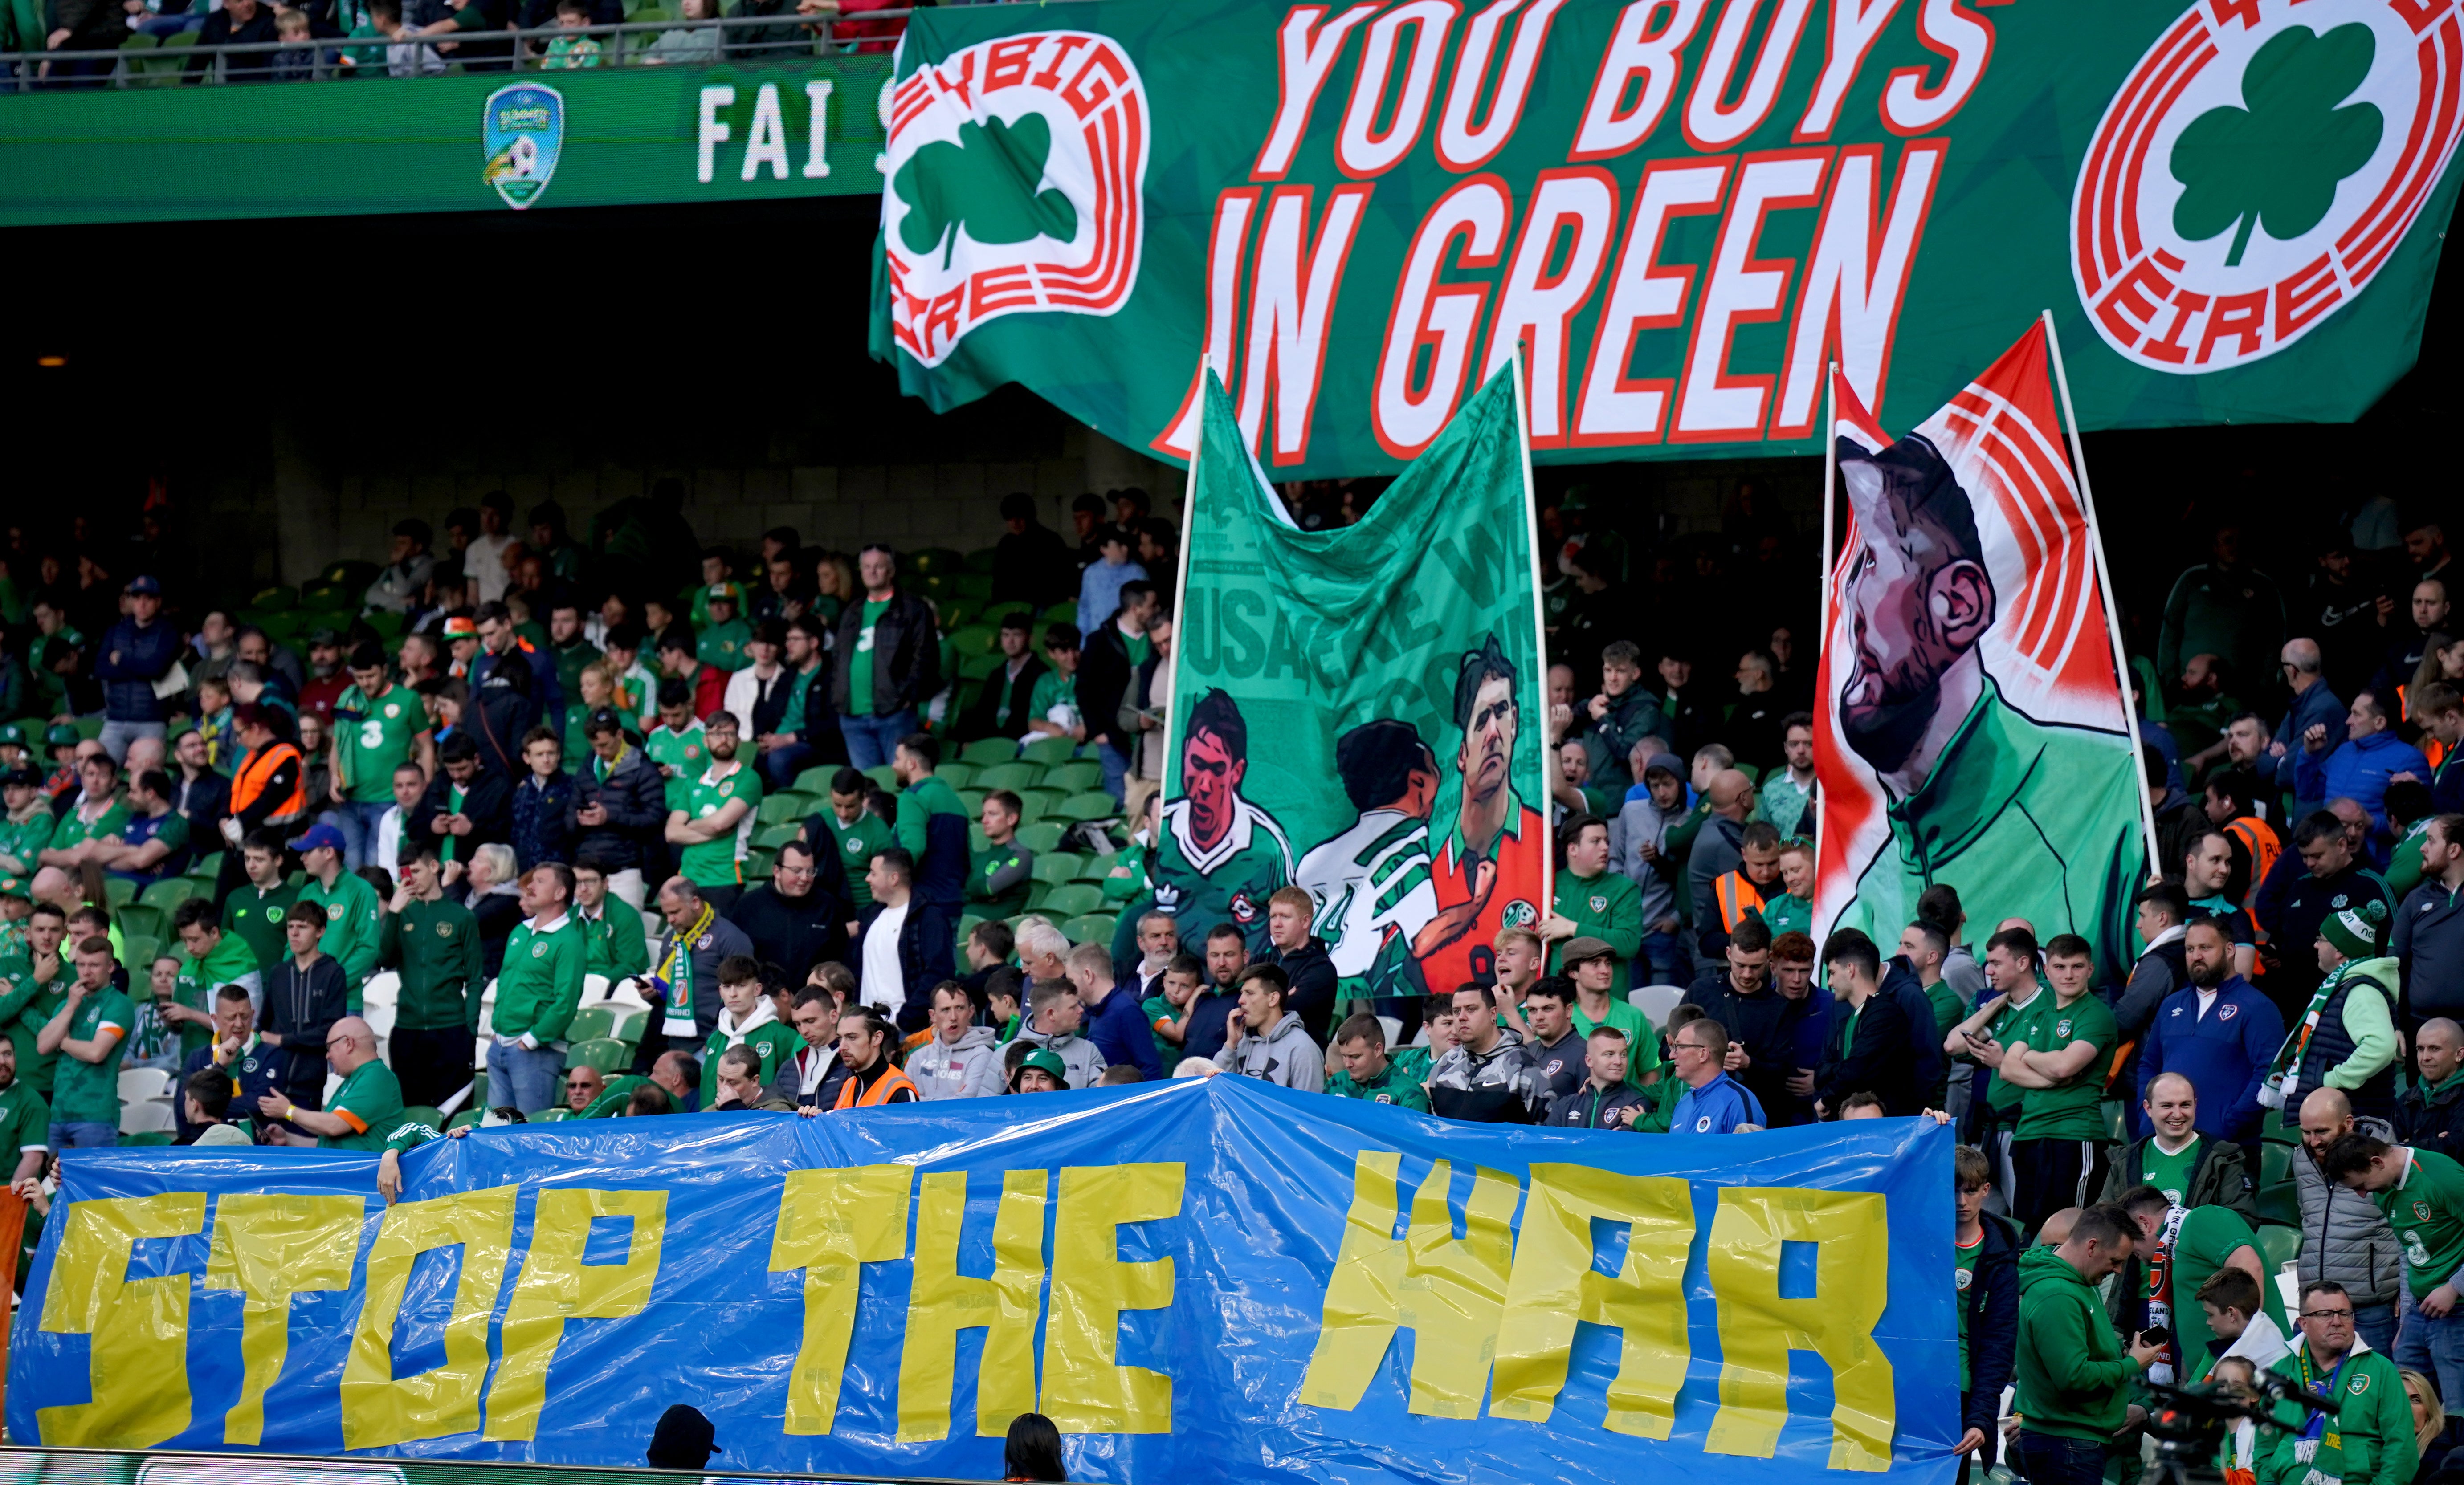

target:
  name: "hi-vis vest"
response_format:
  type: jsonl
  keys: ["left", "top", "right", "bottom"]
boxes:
{"left": 1714, "top": 870, "right": 1767, "bottom": 932}
{"left": 833, "top": 1061, "right": 918, "bottom": 1110}
{"left": 2227, "top": 815, "right": 2281, "bottom": 907}
{"left": 229, "top": 741, "right": 306, "bottom": 825}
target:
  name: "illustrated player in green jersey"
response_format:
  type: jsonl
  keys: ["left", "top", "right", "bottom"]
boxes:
{"left": 1148, "top": 689, "right": 1291, "bottom": 954}
{"left": 1294, "top": 719, "right": 1440, "bottom": 1010}
{"left": 1828, "top": 431, "right": 2146, "bottom": 978}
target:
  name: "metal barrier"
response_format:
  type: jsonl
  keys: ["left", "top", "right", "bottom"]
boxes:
{"left": 0, "top": 7, "right": 909, "bottom": 88}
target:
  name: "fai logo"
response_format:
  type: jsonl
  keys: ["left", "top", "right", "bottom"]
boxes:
{"left": 881, "top": 31, "right": 1149, "bottom": 367}
{"left": 483, "top": 84, "right": 564, "bottom": 212}
{"left": 2074, "top": 0, "right": 2463, "bottom": 372}
{"left": 1231, "top": 890, "right": 1260, "bottom": 925}
{"left": 2219, "top": 1003, "right": 2239, "bottom": 1020}
{"left": 1500, "top": 899, "right": 1539, "bottom": 930}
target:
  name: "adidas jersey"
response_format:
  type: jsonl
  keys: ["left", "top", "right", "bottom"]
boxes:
{"left": 1294, "top": 807, "right": 1439, "bottom": 994}
{"left": 1150, "top": 793, "right": 1293, "bottom": 952}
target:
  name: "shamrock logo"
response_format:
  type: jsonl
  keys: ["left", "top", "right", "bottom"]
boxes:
{"left": 893, "top": 114, "right": 1079, "bottom": 270}
{"left": 2171, "top": 24, "right": 2383, "bottom": 266}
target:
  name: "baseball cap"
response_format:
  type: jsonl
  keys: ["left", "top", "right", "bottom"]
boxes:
{"left": 1641, "top": 751, "right": 1685, "bottom": 781}
{"left": 707, "top": 582, "right": 744, "bottom": 603}
{"left": 288, "top": 822, "right": 347, "bottom": 855}
{"left": 42, "top": 723, "right": 78, "bottom": 750}
{"left": 0, "top": 723, "right": 24, "bottom": 748}
{"left": 125, "top": 575, "right": 161, "bottom": 597}
{"left": 1014, "top": 1047, "right": 1070, "bottom": 1086}
{"left": 306, "top": 626, "right": 342, "bottom": 647}
{"left": 442, "top": 615, "right": 478, "bottom": 639}
{"left": 1, "top": 768, "right": 40, "bottom": 790}
{"left": 1560, "top": 936, "right": 1617, "bottom": 967}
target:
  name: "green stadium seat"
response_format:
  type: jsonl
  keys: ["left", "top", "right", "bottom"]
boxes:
{"left": 961, "top": 738, "right": 1018, "bottom": 766}
{"left": 608, "top": 1005, "right": 649, "bottom": 1045}
{"left": 116, "top": 903, "right": 166, "bottom": 941}
{"left": 793, "top": 765, "right": 841, "bottom": 795}
{"left": 1013, "top": 788, "right": 1064, "bottom": 822}
{"left": 2263, "top": 1116, "right": 2301, "bottom": 1145}
{"left": 1076, "top": 853, "right": 1122, "bottom": 885}
{"left": 951, "top": 574, "right": 994, "bottom": 602}
{"left": 400, "top": 1105, "right": 444, "bottom": 1133}
{"left": 975, "top": 761, "right": 1036, "bottom": 791}
{"left": 1019, "top": 736, "right": 1077, "bottom": 767}
{"left": 938, "top": 601, "right": 978, "bottom": 633}
{"left": 948, "top": 625, "right": 999, "bottom": 656}
{"left": 963, "top": 548, "right": 1001, "bottom": 575}
{"left": 1051, "top": 792, "right": 1119, "bottom": 824}
{"left": 535, "top": 1106, "right": 575, "bottom": 1122}
{"left": 75, "top": 717, "right": 105, "bottom": 742}
{"left": 2258, "top": 1224, "right": 2301, "bottom": 1273}
{"left": 756, "top": 792, "right": 812, "bottom": 826}
{"left": 1031, "top": 852, "right": 1085, "bottom": 884}
{"left": 958, "top": 789, "right": 987, "bottom": 817}
{"left": 863, "top": 764, "right": 899, "bottom": 792}
{"left": 1017, "top": 822, "right": 1065, "bottom": 854}
{"left": 2102, "top": 1101, "right": 2125, "bottom": 1143}
{"left": 1037, "top": 883, "right": 1106, "bottom": 919}
{"left": 744, "top": 849, "right": 776, "bottom": 880}
{"left": 102, "top": 875, "right": 136, "bottom": 907}
{"left": 565, "top": 1037, "right": 632, "bottom": 1074}
{"left": 958, "top": 652, "right": 1003, "bottom": 682}
{"left": 447, "top": 1108, "right": 485, "bottom": 1130}
{"left": 188, "top": 850, "right": 224, "bottom": 883}
{"left": 139, "top": 877, "right": 199, "bottom": 911}
{"left": 121, "top": 935, "right": 161, "bottom": 972}
{"left": 323, "top": 560, "right": 381, "bottom": 592}
{"left": 753, "top": 822, "right": 800, "bottom": 850}
{"left": 1063, "top": 913, "right": 1117, "bottom": 947}
{"left": 251, "top": 584, "right": 299, "bottom": 612}
{"left": 2257, "top": 1142, "right": 2299, "bottom": 1227}
{"left": 567, "top": 1005, "right": 621, "bottom": 1043}
{"left": 118, "top": 1131, "right": 175, "bottom": 1147}
{"left": 970, "top": 824, "right": 991, "bottom": 854}
{"left": 938, "top": 761, "right": 977, "bottom": 789}
{"left": 1038, "top": 603, "right": 1077, "bottom": 629}
{"left": 1044, "top": 759, "right": 1103, "bottom": 793}
{"left": 908, "top": 547, "right": 964, "bottom": 576}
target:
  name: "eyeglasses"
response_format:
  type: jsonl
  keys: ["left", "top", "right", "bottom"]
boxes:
{"left": 2300, "top": 1309, "right": 2354, "bottom": 1322}
{"left": 1671, "top": 1040, "right": 1711, "bottom": 1054}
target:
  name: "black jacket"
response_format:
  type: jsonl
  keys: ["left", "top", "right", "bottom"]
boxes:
{"left": 191, "top": 2, "right": 273, "bottom": 75}
{"left": 955, "top": 655, "right": 1049, "bottom": 743}
{"left": 1814, "top": 986, "right": 1918, "bottom": 1117}
{"left": 410, "top": 769, "right": 512, "bottom": 859}
{"left": 1263, "top": 937, "right": 1339, "bottom": 1046}
{"left": 992, "top": 522, "right": 1076, "bottom": 606}
{"left": 264, "top": 955, "right": 348, "bottom": 1103}
{"left": 725, "top": 881, "right": 849, "bottom": 982}
{"left": 1962, "top": 1213, "right": 2021, "bottom": 1429}
{"left": 2398, "top": 1076, "right": 2464, "bottom": 1167}
{"left": 567, "top": 746, "right": 666, "bottom": 874}
{"left": 174, "top": 769, "right": 231, "bottom": 846}
{"left": 830, "top": 590, "right": 941, "bottom": 716}
{"left": 1682, "top": 970, "right": 1816, "bottom": 1127}
{"left": 1077, "top": 624, "right": 1135, "bottom": 751}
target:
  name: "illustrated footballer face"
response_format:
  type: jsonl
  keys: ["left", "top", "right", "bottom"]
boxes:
{"left": 1836, "top": 437, "right": 1993, "bottom": 775}
{"left": 1456, "top": 675, "right": 1517, "bottom": 808}
{"left": 1182, "top": 727, "right": 1243, "bottom": 850}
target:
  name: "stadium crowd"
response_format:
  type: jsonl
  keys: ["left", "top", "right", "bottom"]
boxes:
{"left": 0, "top": 484, "right": 2460, "bottom": 1485}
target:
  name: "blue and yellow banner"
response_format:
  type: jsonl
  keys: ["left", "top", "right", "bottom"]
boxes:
{"left": 8, "top": 1076, "right": 1958, "bottom": 1482}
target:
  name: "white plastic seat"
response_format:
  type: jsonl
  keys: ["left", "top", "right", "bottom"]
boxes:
{"left": 118, "top": 1098, "right": 176, "bottom": 1136}
{"left": 1376, "top": 1015, "right": 1403, "bottom": 1048}
{"left": 1627, "top": 984, "right": 1685, "bottom": 1029}
{"left": 116, "top": 1067, "right": 173, "bottom": 1105}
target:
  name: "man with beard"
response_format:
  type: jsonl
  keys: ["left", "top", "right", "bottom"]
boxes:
{"left": 1422, "top": 635, "right": 1548, "bottom": 996}
{"left": 664, "top": 711, "right": 761, "bottom": 915}
{"left": 1826, "top": 432, "right": 2145, "bottom": 978}
{"left": 2134, "top": 917, "right": 2282, "bottom": 1144}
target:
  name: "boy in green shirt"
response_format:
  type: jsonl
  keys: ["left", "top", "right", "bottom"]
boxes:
{"left": 223, "top": 834, "right": 302, "bottom": 973}
{"left": 970, "top": 789, "right": 1035, "bottom": 918}
{"left": 806, "top": 769, "right": 894, "bottom": 912}
{"left": 1545, "top": 814, "right": 1642, "bottom": 992}
{"left": 1024, "top": 622, "right": 1084, "bottom": 745}
{"left": 38, "top": 936, "right": 135, "bottom": 1148}
{"left": 702, "top": 955, "right": 798, "bottom": 1106}
{"left": 1995, "top": 933, "right": 2119, "bottom": 1234}
{"left": 645, "top": 691, "right": 708, "bottom": 813}
{"left": 1141, "top": 953, "right": 1204, "bottom": 1072}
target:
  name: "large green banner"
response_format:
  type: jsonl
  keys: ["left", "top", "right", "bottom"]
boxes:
{"left": 0, "top": 55, "right": 887, "bottom": 224}
{"left": 868, "top": 0, "right": 2464, "bottom": 476}
{"left": 1130, "top": 365, "right": 1548, "bottom": 1006}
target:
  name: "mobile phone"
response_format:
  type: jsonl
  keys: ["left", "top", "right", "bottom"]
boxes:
{"left": 2139, "top": 1326, "right": 2170, "bottom": 1349}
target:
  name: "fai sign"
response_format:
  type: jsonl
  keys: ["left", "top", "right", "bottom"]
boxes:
{"left": 2073, "top": 0, "right": 2464, "bottom": 373}
{"left": 881, "top": 31, "right": 1151, "bottom": 368}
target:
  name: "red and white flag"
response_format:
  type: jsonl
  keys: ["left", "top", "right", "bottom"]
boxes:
{"left": 1812, "top": 323, "right": 2153, "bottom": 979}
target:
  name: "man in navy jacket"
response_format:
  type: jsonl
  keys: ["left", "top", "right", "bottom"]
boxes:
{"left": 2134, "top": 916, "right": 2285, "bottom": 1141}
{"left": 93, "top": 576, "right": 180, "bottom": 763}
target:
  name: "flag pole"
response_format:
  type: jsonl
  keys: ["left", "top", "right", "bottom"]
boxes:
{"left": 1156, "top": 358, "right": 1209, "bottom": 808}
{"left": 2041, "top": 308, "right": 2163, "bottom": 873}
{"left": 1508, "top": 346, "right": 1553, "bottom": 919}
{"left": 1813, "top": 362, "right": 1836, "bottom": 932}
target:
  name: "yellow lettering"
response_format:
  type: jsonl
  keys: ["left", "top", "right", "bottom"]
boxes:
{"left": 485, "top": 1188, "right": 669, "bottom": 1441}
{"left": 770, "top": 1164, "right": 913, "bottom": 1436}
{"left": 1039, "top": 1162, "right": 1182, "bottom": 1434}
{"left": 203, "top": 1193, "right": 365, "bottom": 1446}
{"left": 1489, "top": 1164, "right": 1692, "bottom": 1436}
{"left": 897, "top": 1169, "right": 1045, "bottom": 1442}
{"left": 1703, "top": 1187, "right": 1893, "bottom": 1470}
{"left": 37, "top": 1192, "right": 207, "bottom": 1448}
{"left": 1299, "top": 1154, "right": 1518, "bottom": 1419}
{"left": 339, "top": 1186, "right": 519, "bottom": 1451}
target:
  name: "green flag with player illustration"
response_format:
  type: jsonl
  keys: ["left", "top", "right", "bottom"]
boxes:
{"left": 1129, "top": 362, "right": 1550, "bottom": 1010}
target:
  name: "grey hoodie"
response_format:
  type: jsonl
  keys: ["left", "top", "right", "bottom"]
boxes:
{"left": 1014, "top": 1022, "right": 1108, "bottom": 1089}
{"left": 906, "top": 1026, "right": 1006, "bottom": 1100}
{"left": 1213, "top": 1010, "right": 1323, "bottom": 1090}
{"left": 1609, "top": 796, "right": 1679, "bottom": 928}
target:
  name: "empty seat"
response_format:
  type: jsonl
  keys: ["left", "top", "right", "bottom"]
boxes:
{"left": 1625, "top": 985, "right": 1685, "bottom": 1029}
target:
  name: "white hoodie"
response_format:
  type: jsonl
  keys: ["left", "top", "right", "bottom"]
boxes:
{"left": 906, "top": 1026, "right": 1006, "bottom": 1099}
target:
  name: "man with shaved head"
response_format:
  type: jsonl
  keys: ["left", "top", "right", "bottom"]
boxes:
{"left": 2255, "top": 637, "right": 2346, "bottom": 821}
{"left": 2294, "top": 1086, "right": 2404, "bottom": 1353}
{"left": 2397, "top": 1017, "right": 2464, "bottom": 1164}
{"left": 2097, "top": 1071, "right": 2252, "bottom": 1220}
{"left": 257, "top": 1015, "right": 402, "bottom": 1149}
{"left": 1686, "top": 768, "right": 1758, "bottom": 963}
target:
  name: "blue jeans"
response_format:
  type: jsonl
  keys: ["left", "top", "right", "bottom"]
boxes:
{"left": 488, "top": 1038, "right": 567, "bottom": 1116}
{"left": 1097, "top": 740, "right": 1130, "bottom": 804}
{"left": 839, "top": 708, "right": 917, "bottom": 771}
{"left": 1637, "top": 929, "right": 1687, "bottom": 987}
{"left": 2014, "top": 1431, "right": 2105, "bottom": 1485}
{"left": 759, "top": 742, "right": 816, "bottom": 793}
{"left": 2398, "top": 1290, "right": 2464, "bottom": 1421}
{"left": 51, "top": 1121, "right": 117, "bottom": 1149}
{"left": 2357, "top": 1298, "right": 2400, "bottom": 1356}
{"left": 325, "top": 798, "right": 393, "bottom": 872}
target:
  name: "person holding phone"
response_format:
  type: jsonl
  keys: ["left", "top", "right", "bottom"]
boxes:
{"left": 2013, "top": 1203, "right": 2166, "bottom": 1485}
{"left": 2109, "top": 1183, "right": 2286, "bottom": 1385}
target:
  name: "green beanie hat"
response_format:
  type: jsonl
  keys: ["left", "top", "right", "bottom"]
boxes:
{"left": 2321, "top": 899, "right": 2388, "bottom": 962}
